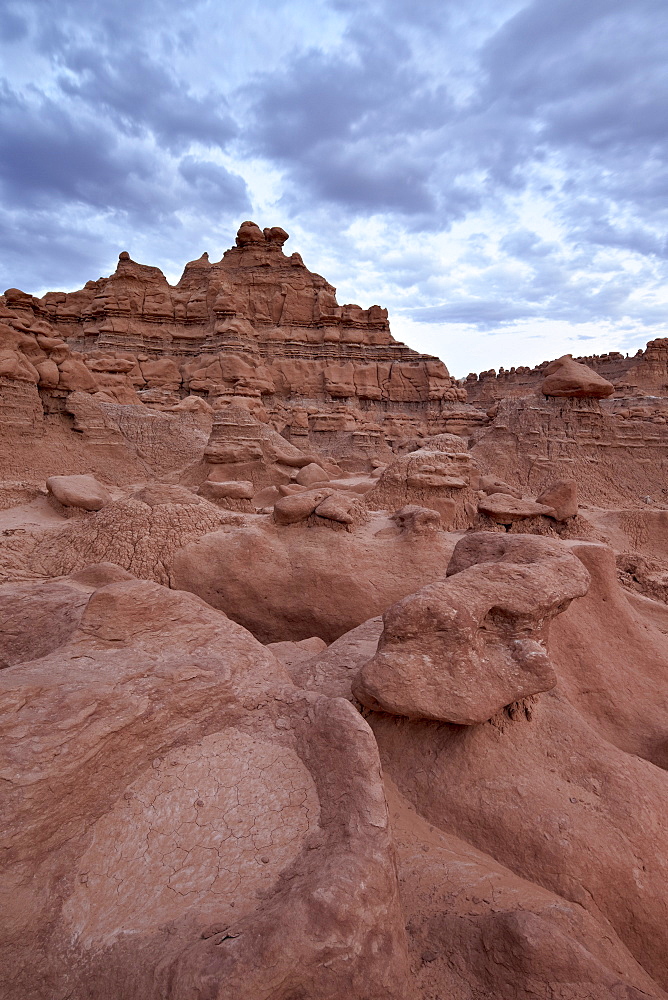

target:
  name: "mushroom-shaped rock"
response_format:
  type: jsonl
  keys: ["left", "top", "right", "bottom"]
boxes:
{"left": 263, "top": 226, "right": 289, "bottom": 246}
{"left": 479, "top": 475, "right": 522, "bottom": 499}
{"left": 478, "top": 493, "right": 555, "bottom": 524}
{"left": 46, "top": 474, "right": 112, "bottom": 512}
{"left": 536, "top": 479, "right": 578, "bottom": 521}
{"left": 235, "top": 220, "right": 265, "bottom": 246}
{"left": 364, "top": 448, "right": 479, "bottom": 530}
{"left": 541, "top": 355, "right": 614, "bottom": 398}
{"left": 352, "top": 533, "right": 590, "bottom": 724}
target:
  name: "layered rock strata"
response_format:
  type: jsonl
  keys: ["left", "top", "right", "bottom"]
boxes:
{"left": 0, "top": 222, "right": 484, "bottom": 476}
{"left": 463, "top": 338, "right": 668, "bottom": 404}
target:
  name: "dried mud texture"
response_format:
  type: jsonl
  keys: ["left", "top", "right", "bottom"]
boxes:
{"left": 0, "top": 574, "right": 411, "bottom": 1000}
{"left": 0, "top": 491, "right": 228, "bottom": 585}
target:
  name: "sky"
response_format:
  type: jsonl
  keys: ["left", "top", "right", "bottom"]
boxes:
{"left": 1, "top": 0, "right": 668, "bottom": 377}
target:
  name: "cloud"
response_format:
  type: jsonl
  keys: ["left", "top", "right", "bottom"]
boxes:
{"left": 178, "top": 157, "right": 251, "bottom": 211}
{"left": 407, "top": 300, "right": 540, "bottom": 327}
{"left": 0, "top": 8, "right": 27, "bottom": 42}
{"left": 241, "top": 25, "right": 452, "bottom": 216}
{"left": 56, "top": 47, "right": 238, "bottom": 153}
{"left": 0, "top": 82, "right": 161, "bottom": 215}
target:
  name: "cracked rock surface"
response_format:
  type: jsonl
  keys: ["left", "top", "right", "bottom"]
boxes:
{"left": 0, "top": 572, "right": 410, "bottom": 1000}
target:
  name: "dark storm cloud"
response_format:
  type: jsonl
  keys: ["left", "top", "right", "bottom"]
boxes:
{"left": 0, "top": 8, "right": 27, "bottom": 41}
{"left": 56, "top": 47, "right": 238, "bottom": 153}
{"left": 0, "top": 0, "right": 249, "bottom": 291}
{"left": 242, "top": 21, "right": 455, "bottom": 217}
{"left": 476, "top": 0, "right": 668, "bottom": 227}
{"left": 0, "top": 205, "right": 115, "bottom": 292}
{"left": 0, "top": 82, "right": 162, "bottom": 215}
{"left": 242, "top": 0, "right": 668, "bottom": 253}
{"left": 179, "top": 157, "right": 251, "bottom": 211}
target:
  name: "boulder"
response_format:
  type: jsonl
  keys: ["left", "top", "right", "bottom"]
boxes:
{"left": 541, "top": 355, "right": 614, "bottom": 398}
{"left": 478, "top": 493, "right": 555, "bottom": 524}
{"left": 273, "top": 488, "right": 333, "bottom": 525}
{"left": 479, "top": 474, "right": 522, "bottom": 499}
{"left": 353, "top": 533, "right": 590, "bottom": 724}
{"left": 35, "top": 359, "right": 60, "bottom": 388}
{"left": 314, "top": 491, "right": 362, "bottom": 524}
{"left": 295, "top": 462, "right": 330, "bottom": 486}
{"left": 46, "top": 474, "right": 112, "bottom": 511}
{"left": 536, "top": 479, "right": 578, "bottom": 520}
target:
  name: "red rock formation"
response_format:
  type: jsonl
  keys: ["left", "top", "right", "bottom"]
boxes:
{"left": 0, "top": 571, "right": 410, "bottom": 1000}
{"left": 541, "top": 355, "right": 615, "bottom": 398}
{"left": 463, "top": 339, "right": 668, "bottom": 405}
{"left": 471, "top": 394, "right": 668, "bottom": 507}
{"left": 353, "top": 533, "right": 589, "bottom": 723}
{"left": 0, "top": 223, "right": 479, "bottom": 477}
{"left": 3, "top": 223, "right": 668, "bottom": 1000}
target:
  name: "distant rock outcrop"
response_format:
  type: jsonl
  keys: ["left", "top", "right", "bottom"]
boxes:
{"left": 540, "top": 355, "right": 615, "bottom": 398}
